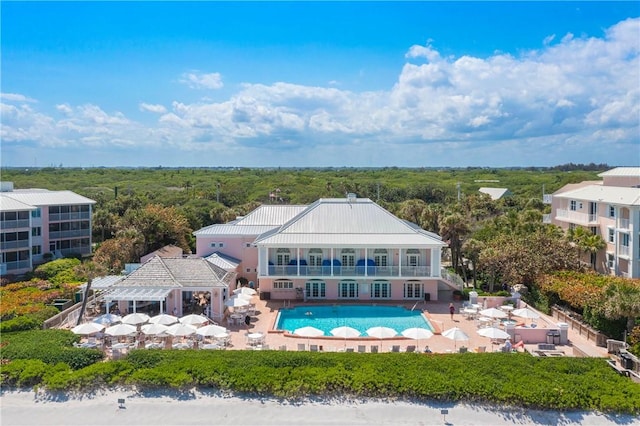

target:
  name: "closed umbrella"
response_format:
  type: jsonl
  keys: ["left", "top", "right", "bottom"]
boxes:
{"left": 93, "top": 313, "right": 121, "bottom": 325}
{"left": 179, "top": 314, "right": 209, "bottom": 327}
{"left": 105, "top": 323, "right": 137, "bottom": 337}
{"left": 122, "top": 313, "right": 151, "bottom": 325}
{"left": 401, "top": 327, "right": 434, "bottom": 350}
{"left": 148, "top": 314, "right": 178, "bottom": 326}
{"left": 442, "top": 327, "right": 469, "bottom": 350}
{"left": 72, "top": 322, "right": 105, "bottom": 335}
{"left": 366, "top": 326, "right": 397, "bottom": 352}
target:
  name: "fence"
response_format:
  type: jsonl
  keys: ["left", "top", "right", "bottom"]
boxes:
{"left": 551, "top": 305, "right": 609, "bottom": 347}
{"left": 43, "top": 293, "right": 102, "bottom": 329}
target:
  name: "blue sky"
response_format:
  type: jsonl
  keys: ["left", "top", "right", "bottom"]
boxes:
{"left": 2, "top": 1, "right": 639, "bottom": 168}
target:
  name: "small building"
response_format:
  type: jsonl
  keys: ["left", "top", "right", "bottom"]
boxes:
{"left": 478, "top": 187, "right": 512, "bottom": 200}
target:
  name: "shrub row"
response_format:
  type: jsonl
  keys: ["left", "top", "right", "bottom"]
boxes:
{"left": 2, "top": 346, "right": 639, "bottom": 414}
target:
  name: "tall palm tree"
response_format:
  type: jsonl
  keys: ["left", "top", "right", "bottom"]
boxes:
{"left": 74, "top": 261, "right": 107, "bottom": 325}
{"left": 439, "top": 213, "right": 470, "bottom": 273}
{"left": 601, "top": 281, "right": 640, "bottom": 334}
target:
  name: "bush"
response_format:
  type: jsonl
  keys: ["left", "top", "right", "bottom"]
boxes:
{"left": 0, "top": 316, "right": 39, "bottom": 333}
{"left": 33, "top": 258, "right": 81, "bottom": 281}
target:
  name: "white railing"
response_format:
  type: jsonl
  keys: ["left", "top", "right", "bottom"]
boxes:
{"left": 542, "top": 214, "right": 551, "bottom": 224}
{"left": 265, "top": 265, "right": 434, "bottom": 278}
{"left": 619, "top": 218, "right": 630, "bottom": 229}
{"left": 619, "top": 246, "right": 630, "bottom": 258}
{"left": 542, "top": 194, "right": 553, "bottom": 204}
{"left": 556, "top": 209, "right": 591, "bottom": 224}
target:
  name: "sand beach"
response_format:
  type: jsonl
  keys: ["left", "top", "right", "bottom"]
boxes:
{"left": 1, "top": 388, "right": 637, "bottom": 426}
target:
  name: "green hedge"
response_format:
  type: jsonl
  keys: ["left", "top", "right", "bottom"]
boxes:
{"left": 3, "top": 348, "right": 639, "bottom": 414}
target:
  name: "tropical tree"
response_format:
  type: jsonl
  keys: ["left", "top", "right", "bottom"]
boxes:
{"left": 599, "top": 280, "right": 640, "bottom": 334}
{"left": 439, "top": 212, "right": 470, "bottom": 273}
{"left": 462, "top": 238, "right": 484, "bottom": 288}
{"left": 73, "top": 261, "right": 107, "bottom": 325}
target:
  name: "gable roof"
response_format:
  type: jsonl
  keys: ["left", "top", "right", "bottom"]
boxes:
{"left": 553, "top": 184, "right": 640, "bottom": 206}
{"left": 254, "top": 198, "right": 446, "bottom": 247}
{"left": 140, "top": 244, "right": 184, "bottom": 263}
{"left": 205, "top": 251, "right": 241, "bottom": 271}
{"left": 193, "top": 204, "right": 307, "bottom": 237}
{"left": 0, "top": 194, "right": 37, "bottom": 212}
{"left": 598, "top": 167, "right": 640, "bottom": 178}
{"left": 0, "top": 189, "right": 95, "bottom": 207}
{"left": 478, "top": 187, "right": 512, "bottom": 200}
{"left": 113, "top": 256, "right": 234, "bottom": 289}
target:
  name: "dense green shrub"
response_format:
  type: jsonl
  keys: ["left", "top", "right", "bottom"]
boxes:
{"left": 582, "top": 306, "right": 627, "bottom": 341}
{"left": 0, "top": 329, "right": 104, "bottom": 369}
{"left": 0, "top": 316, "right": 39, "bottom": 333}
{"left": 33, "top": 258, "right": 81, "bottom": 281}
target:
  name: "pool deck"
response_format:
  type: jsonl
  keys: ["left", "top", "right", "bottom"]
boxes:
{"left": 221, "top": 297, "right": 610, "bottom": 356}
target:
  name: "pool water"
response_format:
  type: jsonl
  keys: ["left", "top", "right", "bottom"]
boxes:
{"left": 276, "top": 305, "right": 433, "bottom": 336}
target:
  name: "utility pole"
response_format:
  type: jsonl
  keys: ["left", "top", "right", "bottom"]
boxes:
{"left": 456, "top": 182, "right": 461, "bottom": 202}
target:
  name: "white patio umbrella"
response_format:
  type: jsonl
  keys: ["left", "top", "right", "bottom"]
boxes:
{"left": 477, "top": 326, "right": 511, "bottom": 351}
{"left": 479, "top": 308, "right": 507, "bottom": 319}
{"left": 196, "top": 324, "right": 228, "bottom": 337}
{"left": 148, "top": 313, "right": 178, "bottom": 326}
{"left": 141, "top": 323, "right": 170, "bottom": 336}
{"left": 105, "top": 323, "right": 137, "bottom": 337}
{"left": 179, "top": 314, "right": 209, "bottom": 327}
{"left": 233, "top": 287, "right": 257, "bottom": 296}
{"left": 224, "top": 296, "right": 250, "bottom": 308}
{"left": 166, "top": 323, "right": 197, "bottom": 337}
{"left": 442, "top": 327, "right": 470, "bottom": 350}
{"left": 330, "top": 326, "right": 361, "bottom": 349}
{"left": 93, "top": 313, "right": 121, "bottom": 325}
{"left": 122, "top": 312, "right": 151, "bottom": 325}
{"left": 366, "top": 326, "right": 398, "bottom": 352}
{"left": 72, "top": 322, "right": 105, "bottom": 335}
{"left": 401, "top": 327, "right": 434, "bottom": 350}
{"left": 294, "top": 326, "right": 324, "bottom": 349}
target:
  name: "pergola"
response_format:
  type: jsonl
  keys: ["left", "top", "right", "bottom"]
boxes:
{"left": 103, "top": 287, "right": 173, "bottom": 313}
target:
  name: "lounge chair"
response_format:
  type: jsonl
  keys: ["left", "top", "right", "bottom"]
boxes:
{"left": 370, "top": 345, "right": 379, "bottom": 353}
{"left": 358, "top": 345, "right": 366, "bottom": 353}
{"left": 405, "top": 345, "right": 416, "bottom": 353}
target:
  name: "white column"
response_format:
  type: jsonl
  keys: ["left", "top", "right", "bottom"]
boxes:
{"left": 364, "top": 248, "right": 368, "bottom": 276}
{"left": 331, "top": 248, "right": 334, "bottom": 276}
{"left": 258, "top": 246, "right": 268, "bottom": 276}
{"left": 297, "top": 247, "right": 301, "bottom": 275}
{"left": 398, "top": 248, "right": 402, "bottom": 277}
{"left": 431, "top": 248, "right": 441, "bottom": 278}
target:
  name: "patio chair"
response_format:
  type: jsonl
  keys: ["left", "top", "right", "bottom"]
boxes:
{"left": 391, "top": 345, "right": 401, "bottom": 353}
{"left": 405, "top": 345, "right": 416, "bottom": 353}
{"left": 357, "top": 345, "right": 366, "bottom": 353}
{"left": 370, "top": 345, "right": 379, "bottom": 353}
{"left": 297, "top": 343, "right": 307, "bottom": 351}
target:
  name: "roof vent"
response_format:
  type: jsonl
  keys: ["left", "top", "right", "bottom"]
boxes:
{"left": 346, "top": 193, "right": 357, "bottom": 202}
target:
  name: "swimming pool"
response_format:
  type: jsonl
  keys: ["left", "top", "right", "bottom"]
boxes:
{"left": 276, "top": 305, "right": 433, "bottom": 336}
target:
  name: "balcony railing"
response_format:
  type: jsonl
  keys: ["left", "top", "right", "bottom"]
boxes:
{"left": 0, "top": 219, "right": 30, "bottom": 229}
{"left": 542, "top": 194, "right": 553, "bottom": 204}
{"left": 49, "top": 229, "right": 91, "bottom": 239}
{"left": 0, "top": 240, "right": 30, "bottom": 250}
{"left": 556, "top": 209, "right": 598, "bottom": 225}
{"left": 619, "top": 246, "right": 630, "bottom": 258}
{"left": 619, "top": 218, "right": 630, "bottom": 230}
{"left": 265, "top": 265, "right": 434, "bottom": 278}
{"left": 1, "top": 260, "right": 31, "bottom": 272}
{"left": 48, "top": 212, "right": 91, "bottom": 222}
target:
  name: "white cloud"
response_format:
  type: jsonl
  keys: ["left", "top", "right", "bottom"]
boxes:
{"left": 1, "top": 93, "right": 36, "bottom": 103}
{"left": 139, "top": 103, "right": 167, "bottom": 113}
{"left": 1, "top": 18, "right": 638, "bottom": 167}
{"left": 180, "top": 71, "right": 224, "bottom": 90}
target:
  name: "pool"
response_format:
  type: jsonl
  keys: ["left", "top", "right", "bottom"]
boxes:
{"left": 276, "top": 305, "right": 433, "bottom": 336}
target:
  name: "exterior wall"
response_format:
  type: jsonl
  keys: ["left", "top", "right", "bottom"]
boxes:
{"left": 0, "top": 209, "right": 33, "bottom": 275}
{"left": 196, "top": 235, "right": 259, "bottom": 284}
{"left": 258, "top": 277, "right": 440, "bottom": 302}
{"left": 45, "top": 203, "right": 93, "bottom": 257}
{"left": 602, "top": 175, "right": 640, "bottom": 187}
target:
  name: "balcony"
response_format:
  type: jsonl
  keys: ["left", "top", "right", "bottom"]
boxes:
{"left": 618, "top": 218, "right": 630, "bottom": 230}
{"left": 265, "top": 265, "right": 434, "bottom": 278}
{"left": 1, "top": 260, "right": 31, "bottom": 273}
{"left": 619, "top": 246, "right": 630, "bottom": 258}
{"left": 0, "top": 219, "right": 30, "bottom": 229}
{"left": 543, "top": 194, "right": 553, "bottom": 204}
{"left": 555, "top": 209, "right": 599, "bottom": 225}
{"left": 49, "top": 229, "right": 91, "bottom": 239}
{"left": 0, "top": 239, "right": 30, "bottom": 250}
{"left": 48, "top": 212, "right": 91, "bottom": 222}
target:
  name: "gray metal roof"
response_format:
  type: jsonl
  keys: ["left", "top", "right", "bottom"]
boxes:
{"left": 103, "top": 287, "right": 173, "bottom": 302}
{"left": 193, "top": 204, "right": 307, "bottom": 236}
{"left": 205, "top": 252, "right": 241, "bottom": 270}
{"left": 255, "top": 198, "right": 446, "bottom": 247}
{"left": 1, "top": 190, "right": 95, "bottom": 207}
{"left": 554, "top": 184, "right": 640, "bottom": 206}
{"left": 88, "top": 275, "right": 125, "bottom": 289}
{"left": 598, "top": 167, "right": 640, "bottom": 177}
{"left": 0, "top": 194, "right": 36, "bottom": 212}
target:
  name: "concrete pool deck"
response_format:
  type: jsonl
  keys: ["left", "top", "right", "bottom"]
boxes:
{"left": 220, "top": 297, "right": 610, "bottom": 356}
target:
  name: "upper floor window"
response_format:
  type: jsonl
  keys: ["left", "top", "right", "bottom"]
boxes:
{"left": 308, "top": 248, "right": 323, "bottom": 268}
{"left": 570, "top": 200, "right": 577, "bottom": 211}
{"left": 31, "top": 208, "right": 41, "bottom": 218}
{"left": 608, "top": 206, "right": 615, "bottom": 218}
{"left": 341, "top": 248, "right": 355, "bottom": 268}
{"left": 374, "top": 249, "right": 388, "bottom": 268}
{"left": 608, "top": 228, "right": 615, "bottom": 243}
{"left": 276, "top": 248, "right": 290, "bottom": 266}
{"left": 32, "top": 227, "right": 41, "bottom": 237}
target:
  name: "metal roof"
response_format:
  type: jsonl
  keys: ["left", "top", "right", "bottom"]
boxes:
{"left": 193, "top": 205, "right": 307, "bottom": 236}
{"left": 598, "top": 167, "right": 640, "bottom": 177}
{"left": 0, "top": 190, "right": 95, "bottom": 207}
{"left": 87, "top": 275, "right": 125, "bottom": 289}
{"left": 205, "top": 252, "right": 241, "bottom": 270}
{"left": 554, "top": 184, "right": 640, "bottom": 206}
{"left": 478, "top": 187, "right": 511, "bottom": 200}
{"left": 255, "top": 198, "right": 446, "bottom": 247}
{"left": 0, "top": 194, "right": 36, "bottom": 212}
{"left": 193, "top": 224, "right": 277, "bottom": 236}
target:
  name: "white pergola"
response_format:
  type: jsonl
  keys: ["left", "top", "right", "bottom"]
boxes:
{"left": 103, "top": 287, "right": 173, "bottom": 313}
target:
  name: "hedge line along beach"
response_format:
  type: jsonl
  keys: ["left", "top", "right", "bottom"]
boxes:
{"left": 1, "top": 388, "right": 638, "bottom": 426}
